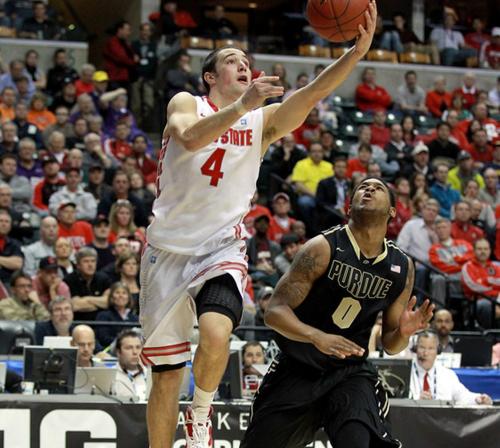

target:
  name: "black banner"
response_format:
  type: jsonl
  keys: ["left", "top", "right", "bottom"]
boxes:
{"left": 0, "top": 398, "right": 499, "bottom": 448}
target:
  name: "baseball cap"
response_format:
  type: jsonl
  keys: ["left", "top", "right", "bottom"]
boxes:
{"left": 41, "top": 155, "right": 59, "bottom": 166}
{"left": 93, "top": 71, "right": 109, "bottom": 82}
{"left": 93, "top": 214, "right": 109, "bottom": 226}
{"left": 58, "top": 201, "right": 77, "bottom": 211}
{"left": 257, "top": 286, "right": 274, "bottom": 301}
{"left": 492, "top": 27, "right": 500, "bottom": 37}
{"left": 273, "top": 192, "right": 290, "bottom": 202}
{"left": 411, "top": 141, "right": 429, "bottom": 156}
{"left": 39, "top": 256, "right": 58, "bottom": 271}
{"left": 457, "top": 150, "right": 472, "bottom": 161}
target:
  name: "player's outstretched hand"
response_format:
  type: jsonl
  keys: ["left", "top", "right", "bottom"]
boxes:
{"left": 398, "top": 297, "right": 435, "bottom": 338}
{"left": 240, "top": 71, "right": 285, "bottom": 111}
{"left": 311, "top": 330, "right": 365, "bottom": 359}
{"left": 353, "top": 0, "right": 377, "bottom": 59}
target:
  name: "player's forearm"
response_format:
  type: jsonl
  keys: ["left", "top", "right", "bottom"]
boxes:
{"left": 381, "top": 327, "right": 410, "bottom": 355}
{"left": 264, "top": 304, "right": 321, "bottom": 344}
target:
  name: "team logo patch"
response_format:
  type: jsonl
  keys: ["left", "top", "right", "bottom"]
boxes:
{"left": 390, "top": 264, "right": 401, "bottom": 273}
{"left": 240, "top": 118, "right": 247, "bottom": 125}
{"left": 150, "top": 256, "right": 157, "bottom": 264}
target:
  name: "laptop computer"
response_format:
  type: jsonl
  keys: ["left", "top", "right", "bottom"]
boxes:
{"left": 371, "top": 358, "right": 412, "bottom": 398}
{"left": 43, "top": 336, "right": 73, "bottom": 348}
{"left": 74, "top": 367, "right": 118, "bottom": 395}
{"left": 453, "top": 334, "right": 492, "bottom": 367}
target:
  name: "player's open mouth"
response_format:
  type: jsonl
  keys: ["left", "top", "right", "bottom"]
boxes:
{"left": 237, "top": 75, "right": 248, "bottom": 84}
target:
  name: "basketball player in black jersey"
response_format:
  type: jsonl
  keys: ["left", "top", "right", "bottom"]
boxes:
{"left": 241, "top": 177, "right": 434, "bottom": 448}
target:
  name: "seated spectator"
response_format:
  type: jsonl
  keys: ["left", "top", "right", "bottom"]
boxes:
{"left": 370, "top": 109, "right": 390, "bottom": 148}
{"left": 461, "top": 239, "right": 500, "bottom": 328}
{"left": 448, "top": 150, "right": 485, "bottom": 194}
{"left": 270, "top": 133, "right": 306, "bottom": 181}
{"left": 243, "top": 192, "right": 272, "bottom": 237}
{"left": 268, "top": 193, "right": 295, "bottom": 243}
{"left": 13, "top": 103, "right": 43, "bottom": 148}
{"left": 432, "top": 309, "right": 455, "bottom": 353}
{"left": 23, "top": 49, "right": 46, "bottom": 91}
{"left": 246, "top": 215, "right": 281, "bottom": 287}
{"left": 438, "top": 110, "right": 469, "bottom": 149}
{"left": 347, "top": 143, "right": 372, "bottom": 179}
{"left": 0, "top": 209, "right": 23, "bottom": 283}
{"left": 85, "top": 164, "right": 112, "bottom": 203}
{"left": 401, "top": 115, "right": 418, "bottom": 146}
{"left": 63, "top": 148, "right": 86, "bottom": 175}
{"left": 466, "top": 129, "right": 493, "bottom": 168}
{"left": 16, "top": 138, "right": 43, "bottom": 183}
{"left": 15, "top": 75, "right": 33, "bottom": 104}
{"left": 428, "top": 217, "right": 473, "bottom": 306}
{"left": 19, "top": 1, "right": 59, "bottom": 40}
{"left": 42, "top": 106, "right": 74, "bottom": 147}
{"left": 65, "top": 247, "right": 111, "bottom": 321}
{"left": 201, "top": 4, "right": 238, "bottom": 39}
{"left": 27, "top": 92, "right": 56, "bottom": 131}
{"left": 0, "top": 182, "right": 22, "bottom": 227}
{"left": 115, "top": 254, "right": 140, "bottom": 308}
{"left": 44, "top": 130, "right": 68, "bottom": 165}
{"left": 282, "top": 72, "right": 309, "bottom": 101}
{"left": 396, "top": 70, "right": 427, "bottom": 116}
{"left": 88, "top": 216, "right": 114, "bottom": 270}
{"left": 0, "top": 121, "right": 19, "bottom": 156}
{"left": 49, "top": 79, "right": 77, "bottom": 113}
{"left": 291, "top": 142, "right": 333, "bottom": 233}
{"left": 478, "top": 168, "right": 499, "bottom": 207}
{"left": 82, "top": 133, "right": 113, "bottom": 172}
{"left": 71, "top": 325, "right": 98, "bottom": 367}
{"left": 447, "top": 93, "right": 473, "bottom": 122}
{"left": 274, "top": 234, "right": 300, "bottom": 277}
{"left": 0, "top": 59, "right": 35, "bottom": 99}
{"left": 427, "top": 122, "right": 461, "bottom": 162}
{"left": 34, "top": 296, "right": 74, "bottom": 345}
{"left": 426, "top": 76, "right": 452, "bottom": 119}
{"left": 430, "top": 10, "right": 476, "bottom": 67}
{"left": 104, "top": 122, "right": 133, "bottom": 163}
{"left": 253, "top": 286, "right": 275, "bottom": 341}
{"left": 384, "top": 123, "right": 412, "bottom": 178}
{"left": 241, "top": 341, "right": 266, "bottom": 397}
{"left": 479, "top": 27, "right": 500, "bottom": 69}
{"left": 57, "top": 202, "right": 94, "bottom": 252}
{"left": 163, "top": 50, "right": 200, "bottom": 105}
{"left": 430, "top": 163, "right": 461, "bottom": 219}
{"left": 459, "top": 102, "right": 498, "bottom": 142}
{"left": 75, "top": 64, "right": 96, "bottom": 97}
{"left": 387, "top": 178, "right": 413, "bottom": 240}
{"left": 452, "top": 72, "right": 478, "bottom": 111}
{"left": 316, "top": 157, "right": 350, "bottom": 228}
{"left": 355, "top": 67, "right": 392, "bottom": 112}
{"left": 31, "top": 256, "right": 71, "bottom": 309}
{"left": 292, "top": 108, "right": 322, "bottom": 148}
{"left": 0, "top": 86, "right": 16, "bottom": 123}
{"left": 112, "top": 330, "right": 146, "bottom": 400}
{"left": 0, "top": 270, "right": 48, "bottom": 321}
{"left": 101, "top": 236, "right": 133, "bottom": 281}
{"left": 464, "top": 18, "right": 490, "bottom": 52}
{"left": 69, "top": 94, "right": 99, "bottom": 126}
{"left": 22, "top": 216, "right": 58, "bottom": 276}
{"left": 129, "top": 171, "right": 155, "bottom": 212}
{"left": 402, "top": 142, "right": 433, "bottom": 183}
{"left": 54, "top": 237, "right": 75, "bottom": 277}
{"left": 108, "top": 199, "right": 145, "bottom": 245}
{"left": 96, "top": 282, "right": 139, "bottom": 347}
{"left": 46, "top": 48, "right": 79, "bottom": 97}
{"left": 290, "top": 220, "right": 307, "bottom": 244}
{"left": 381, "top": 12, "right": 421, "bottom": 53}
{"left": 0, "top": 153, "right": 32, "bottom": 214}
{"left": 451, "top": 200, "right": 485, "bottom": 245}
{"left": 410, "top": 331, "right": 492, "bottom": 403}
{"left": 469, "top": 198, "right": 495, "bottom": 236}
{"left": 130, "top": 134, "right": 157, "bottom": 187}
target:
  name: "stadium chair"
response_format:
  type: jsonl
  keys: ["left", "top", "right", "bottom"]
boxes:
{"left": 399, "top": 52, "right": 431, "bottom": 65}
{"left": 180, "top": 36, "right": 214, "bottom": 50}
{"left": 332, "top": 47, "right": 351, "bottom": 59}
{"left": 0, "top": 320, "right": 36, "bottom": 354}
{"left": 215, "top": 39, "right": 248, "bottom": 50}
{"left": 466, "top": 57, "right": 479, "bottom": 68}
{"left": 366, "top": 49, "right": 398, "bottom": 63}
{"left": 416, "top": 115, "right": 438, "bottom": 129}
{"left": 339, "top": 124, "right": 358, "bottom": 140}
{"left": 351, "top": 110, "right": 373, "bottom": 125}
{"left": 298, "top": 45, "right": 330, "bottom": 58}
{"left": 331, "top": 95, "right": 356, "bottom": 110}
{"left": 386, "top": 112, "right": 400, "bottom": 125}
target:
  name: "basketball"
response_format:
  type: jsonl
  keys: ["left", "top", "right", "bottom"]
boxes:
{"left": 306, "top": 0, "right": 370, "bottom": 42}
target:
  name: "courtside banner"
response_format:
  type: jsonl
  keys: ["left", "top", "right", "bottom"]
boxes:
{"left": 0, "top": 399, "right": 499, "bottom": 447}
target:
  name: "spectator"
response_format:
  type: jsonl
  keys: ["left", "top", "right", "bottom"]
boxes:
{"left": 88, "top": 215, "right": 114, "bottom": 270}
{"left": 54, "top": 237, "right": 75, "bottom": 277}
{"left": 430, "top": 10, "right": 476, "bottom": 67}
{"left": 370, "top": 109, "right": 390, "bottom": 148}
{"left": 290, "top": 220, "right": 307, "bottom": 244}
{"left": 427, "top": 122, "right": 461, "bottom": 162}
{"left": 410, "top": 331, "right": 492, "bottom": 403}
{"left": 432, "top": 309, "right": 455, "bottom": 353}
{"left": 202, "top": 4, "right": 238, "bottom": 39}
{"left": 24, "top": 49, "right": 46, "bottom": 90}
{"left": 402, "top": 142, "right": 433, "bottom": 183}
{"left": 316, "top": 157, "right": 350, "bottom": 228}
{"left": 0, "top": 86, "right": 16, "bottom": 123}
{"left": 268, "top": 193, "right": 295, "bottom": 243}
{"left": 274, "top": 233, "right": 300, "bottom": 277}
{"left": 129, "top": 134, "right": 157, "bottom": 186}
{"left": 101, "top": 236, "right": 133, "bottom": 281}
{"left": 401, "top": 115, "right": 418, "bottom": 146}
{"left": 103, "top": 20, "right": 138, "bottom": 92}
{"left": 243, "top": 192, "right": 272, "bottom": 237}
{"left": 0, "top": 182, "right": 25, "bottom": 233}
{"left": 0, "top": 60, "right": 35, "bottom": 98}
{"left": 387, "top": 178, "right": 413, "bottom": 240}
{"left": 112, "top": 330, "right": 146, "bottom": 400}
{"left": 34, "top": 296, "right": 74, "bottom": 345}
{"left": 157, "top": 1, "right": 197, "bottom": 44}
{"left": 71, "top": 324, "right": 97, "bottom": 367}
{"left": 291, "top": 142, "right": 333, "bottom": 233}
{"left": 42, "top": 106, "right": 74, "bottom": 146}
{"left": 384, "top": 123, "right": 412, "bottom": 177}
{"left": 0, "top": 153, "right": 32, "bottom": 213}
{"left": 253, "top": 286, "right": 275, "bottom": 341}
{"left": 46, "top": 49, "right": 78, "bottom": 97}
{"left": 103, "top": 93, "right": 137, "bottom": 137}
{"left": 396, "top": 70, "right": 427, "bottom": 116}
{"left": 0, "top": 270, "right": 48, "bottom": 320}
{"left": 478, "top": 168, "right": 499, "bottom": 207}
{"left": 451, "top": 200, "right": 485, "bottom": 245}
{"left": 448, "top": 150, "right": 485, "bottom": 194}
{"left": 461, "top": 238, "right": 500, "bottom": 328}
{"left": 83, "top": 134, "right": 113, "bottom": 172}
{"left": 459, "top": 103, "right": 498, "bottom": 141}
{"left": 430, "top": 163, "right": 461, "bottom": 218}
{"left": 269, "top": 133, "right": 306, "bottom": 181}
{"left": 0, "top": 209, "right": 24, "bottom": 283}
{"left": 31, "top": 256, "right": 71, "bottom": 309}
{"left": 428, "top": 217, "right": 473, "bottom": 306}
{"left": 466, "top": 129, "right": 493, "bottom": 167}
{"left": 57, "top": 201, "right": 94, "bottom": 252}
{"left": 15, "top": 75, "right": 33, "bottom": 104}
{"left": 468, "top": 197, "right": 495, "bottom": 235}
{"left": 282, "top": 72, "right": 309, "bottom": 101}
{"left": 27, "top": 92, "right": 56, "bottom": 131}
{"left": 130, "top": 171, "right": 155, "bottom": 212}
{"left": 480, "top": 28, "right": 500, "bottom": 69}
{"left": 487, "top": 76, "right": 499, "bottom": 108}
{"left": 22, "top": 216, "right": 58, "bottom": 277}
{"left": 452, "top": 72, "right": 478, "bottom": 111}
{"left": 246, "top": 215, "right": 281, "bottom": 286}
{"left": 13, "top": 103, "right": 43, "bottom": 148}
{"left": 439, "top": 110, "right": 469, "bottom": 149}
{"left": 16, "top": 138, "right": 43, "bottom": 183}
{"left": 242, "top": 341, "right": 266, "bottom": 377}
{"left": 19, "top": 1, "right": 59, "bottom": 40}
{"left": 346, "top": 143, "right": 372, "bottom": 179}
{"left": 355, "top": 67, "right": 392, "bottom": 112}
{"left": 64, "top": 148, "right": 86, "bottom": 175}
{"left": 464, "top": 18, "right": 490, "bottom": 51}
{"left": 74, "top": 63, "right": 96, "bottom": 97}
{"left": 0, "top": 122, "right": 19, "bottom": 157}
{"left": 108, "top": 199, "right": 145, "bottom": 245}
{"left": 49, "top": 168, "right": 97, "bottom": 220}
{"left": 49, "top": 79, "right": 77, "bottom": 112}
{"left": 96, "top": 282, "right": 139, "bottom": 347}
{"left": 381, "top": 12, "right": 421, "bottom": 53}
{"left": 44, "top": 131, "right": 67, "bottom": 165}
{"left": 70, "top": 93, "right": 99, "bottom": 124}
{"left": 85, "top": 164, "right": 113, "bottom": 202}
{"left": 65, "top": 247, "right": 111, "bottom": 321}
{"left": 426, "top": 76, "right": 452, "bottom": 118}
{"left": 292, "top": 108, "right": 322, "bottom": 148}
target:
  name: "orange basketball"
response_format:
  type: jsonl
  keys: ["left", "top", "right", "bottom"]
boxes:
{"left": 306, "top": 0, "right": 369, "bottom": 43}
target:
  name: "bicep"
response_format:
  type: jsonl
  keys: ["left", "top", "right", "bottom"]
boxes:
{"left": 166, "top": 92, "right": 199, "bottom": 140}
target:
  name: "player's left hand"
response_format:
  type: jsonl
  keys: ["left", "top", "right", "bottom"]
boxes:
{"left": 398, "top": 296, "right": 435, "bottom": 338}
{"left": 353, "top": 0, "right": 377, "bottom": 59}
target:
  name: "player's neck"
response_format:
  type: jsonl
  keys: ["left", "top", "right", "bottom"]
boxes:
{"left": 348, "top": 221, "right": 387, "bottom": 258}
{"left": 209, "top": 90, "right": 238, "bottom": 109}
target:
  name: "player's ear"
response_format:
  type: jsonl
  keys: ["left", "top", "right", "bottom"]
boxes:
{"left": 203, "top": 71, "right": 216, "bottom": 88}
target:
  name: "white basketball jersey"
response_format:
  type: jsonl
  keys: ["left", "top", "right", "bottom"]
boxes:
{"left": 147, "top": 96, "right": 264, "bottom": 255}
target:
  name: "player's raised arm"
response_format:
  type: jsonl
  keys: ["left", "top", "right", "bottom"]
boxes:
{"left": 261, "top": 1, "right": 377, "bottom": 147}
{"left": 265, "top": 235, "right": 364, "bottom": 358}
{"left": 381, "top": 258, "right": 435, "bottom": 354}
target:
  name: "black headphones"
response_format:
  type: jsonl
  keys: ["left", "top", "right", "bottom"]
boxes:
{"left": 410, "top": 330, "right": 442, "bottom": 355}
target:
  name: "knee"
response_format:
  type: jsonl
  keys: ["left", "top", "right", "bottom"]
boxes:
{"left": 199, "top": 324, "right": 231, "bottom": 354}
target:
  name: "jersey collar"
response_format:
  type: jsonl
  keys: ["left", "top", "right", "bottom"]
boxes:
{"left": 345, "top": 225, "right": 388, "bottom": 265}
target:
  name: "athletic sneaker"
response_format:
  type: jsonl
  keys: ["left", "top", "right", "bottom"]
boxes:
{"left": 184, "top": 405, "right": 213, "bottom": 448}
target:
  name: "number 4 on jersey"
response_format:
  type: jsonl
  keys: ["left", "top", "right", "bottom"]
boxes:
{"left": 201, "top": 148, "right": 226, "bottom": 187}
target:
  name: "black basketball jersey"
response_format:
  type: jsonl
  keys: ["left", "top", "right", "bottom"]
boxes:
{"left": 276, "top": 224, "right": 410, "bottom": 371}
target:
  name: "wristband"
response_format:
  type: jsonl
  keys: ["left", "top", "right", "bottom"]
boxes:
{"left": 234, "top": 99, "right": 248, "bottom": 115}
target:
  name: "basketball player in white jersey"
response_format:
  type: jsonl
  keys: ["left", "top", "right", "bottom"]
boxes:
{"left": 142, "top": 3, "right": 377, "bottom": 447}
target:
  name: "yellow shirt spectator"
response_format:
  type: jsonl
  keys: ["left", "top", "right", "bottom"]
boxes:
{"left": 291, "top": 155, "right": 333, "bottom": 195}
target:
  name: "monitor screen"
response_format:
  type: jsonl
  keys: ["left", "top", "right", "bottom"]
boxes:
{"left": 371, "top": 358, "right": 412, "bottom": 398}
{"left": 218, "top": 350, "right": 243, "bottom": 399}
{"left": 23, "top": 346, "right": 78, "bottom": 394}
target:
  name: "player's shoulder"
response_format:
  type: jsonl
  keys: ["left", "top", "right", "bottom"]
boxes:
{"left": 167, "top": 91, "right": 198, "bottom": 115}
